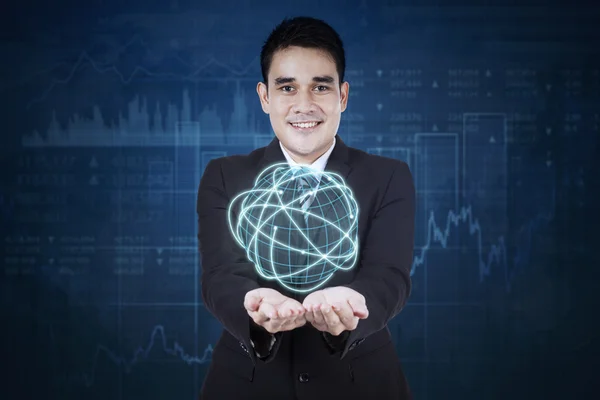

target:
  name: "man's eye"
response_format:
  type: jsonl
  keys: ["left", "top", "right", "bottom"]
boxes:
{"left": 281, "top": 86, "right": 294, "bottom": 92}
{"left": 315, "top": 85, "right": 329, "bottom": 91}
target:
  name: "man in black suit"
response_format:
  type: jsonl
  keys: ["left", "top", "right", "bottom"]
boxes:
{"left": 197, "top": 16, "right": 415, "bottom": 399}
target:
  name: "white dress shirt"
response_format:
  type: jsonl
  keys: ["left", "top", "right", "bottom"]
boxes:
{"left": 280, "top": 137, "right": 336, "bottom": 212}
{"left": 279, "top": 137, "right": 336, "bottom": 174}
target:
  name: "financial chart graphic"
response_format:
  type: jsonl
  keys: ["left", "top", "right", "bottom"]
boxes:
{"left": 2, "top": 2, "right": 597, "bottom": 400}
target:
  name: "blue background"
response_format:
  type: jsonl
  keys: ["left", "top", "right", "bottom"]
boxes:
{"left": 1, "top": 1, "right": 598, "bottom": 399}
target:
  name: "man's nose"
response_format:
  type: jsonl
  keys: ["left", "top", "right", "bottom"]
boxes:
{"left": 292, "top": 90, "right": 317, "bottom": 113}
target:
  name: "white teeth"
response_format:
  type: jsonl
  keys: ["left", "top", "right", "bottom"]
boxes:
{"left": 291, "top": 122, "right": 319, "bottom": 129}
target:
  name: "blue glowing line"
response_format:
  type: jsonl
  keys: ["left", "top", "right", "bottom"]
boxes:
{"left": 227, "top": 162, "right": 359, "bottom": 293}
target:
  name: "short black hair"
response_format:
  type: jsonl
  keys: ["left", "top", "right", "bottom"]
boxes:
{"left": 260, "top": 16, "right": 346, "bottom": 87}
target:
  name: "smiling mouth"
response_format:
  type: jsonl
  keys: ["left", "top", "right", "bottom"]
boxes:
{"left": 289, "top": 121, "right": 322, "bottom": 131}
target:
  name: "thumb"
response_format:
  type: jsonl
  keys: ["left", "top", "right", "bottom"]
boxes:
{"left": 348, "top": 298, "right": 369, "bottom": 319}
{"left": 259, "top": 302, "right": 278, "bottom": 319}
{"left": 244, "top": 290, "right": 262, "bottom": 312}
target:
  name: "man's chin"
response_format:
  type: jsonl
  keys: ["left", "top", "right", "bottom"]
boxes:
{"left": 279, "top": 132, "right": 333, "bottom": 158}
{"left": 283, "top": 137, "right": 315, "bottom": 154}
{"left": 289, "top": 147, "right": 315, "bottom": 157}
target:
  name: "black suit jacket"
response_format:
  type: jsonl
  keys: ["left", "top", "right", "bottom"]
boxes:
{"left": 197, "top": 135, "right": 415, "bottom": 400}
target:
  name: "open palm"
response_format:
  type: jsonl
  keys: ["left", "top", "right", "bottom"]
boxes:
{"left": 244, "top": 288, "right": 306, "bottom": 334}
{"left": 302, "top": 286, "right": 369, "bottom": 335}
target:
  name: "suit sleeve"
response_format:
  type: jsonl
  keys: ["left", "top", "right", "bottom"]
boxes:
{"left": 338, "top": 161, "right": 415, "bottom": 360}
{"left": 197, "top": 158, "right": 283, "bottom": 364}
{"left": 321, "top": 331, "right": 350, "bottom": 354}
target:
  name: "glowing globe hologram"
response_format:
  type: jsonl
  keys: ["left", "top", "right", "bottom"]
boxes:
{"left": 227, "top": 162, "right": 359, "bottom": 293}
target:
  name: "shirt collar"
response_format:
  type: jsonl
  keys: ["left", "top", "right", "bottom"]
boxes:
{"left": 279, "top": 137, "right": 336, "bottom": 174}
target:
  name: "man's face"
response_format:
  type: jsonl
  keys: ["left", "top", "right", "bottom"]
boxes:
{"left": 257, "top": 46, "right": 349, "bottom": 164}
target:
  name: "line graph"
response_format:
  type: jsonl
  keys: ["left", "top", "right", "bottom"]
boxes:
{"left": 78, "top": 325, "right": 212, "bottom": 387}
{"left": 511, "top": 185, "right": 556, "bottom": 279}
{"left": 22, "top": 86, "right": 260, "bottom": 147}
{"left": 412, "top": 187, "right": 555, "bottom": 292}
{"left": 25, "top": 34, "right": 260, "bottom": 109}
{"left": 411, "top": 205, "right": 508, "bottom": 288}
{"left": 7, "top": 35, "right": 154, "bottom": 92}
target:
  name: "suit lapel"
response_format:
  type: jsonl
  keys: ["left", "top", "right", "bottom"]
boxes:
{"left": 323, "top": 135, "right": 353, "bottom": 180}
{"left": 256, "top": 136, "right": 287, "bottom": 173}
{"left": 308, "top": 136, "right": 353, "bottom": 248}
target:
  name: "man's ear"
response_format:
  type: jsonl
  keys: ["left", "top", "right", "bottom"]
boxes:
{"left": 340, "top": 81, "right": 349, "bottom": 112}
{"left": 256, "top": 81, "right": 270, "bottom": 114}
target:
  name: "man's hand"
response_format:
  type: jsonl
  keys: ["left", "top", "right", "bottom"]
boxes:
{"left": 302, "top": 286, "right": 369, "bottom": 336}
{"left": 244, "top": 288, "right": 307, "bottom": 334}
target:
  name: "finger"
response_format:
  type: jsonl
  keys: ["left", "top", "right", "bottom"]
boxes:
{"left": 295, "top": 315, "right": 307, "bottom": 328}
{"left": 259, "top": 302, "right": 278, "bottom": 320}
{"left": 311, "top": 303, "right": 322, "bottom": 314}
{"left": 348, "top": 298, "right": 369, "bottom": 319}
{"left": 332, "top": 302, "right": 355, "bottom": 329}
{"left": 303, "top": 302, "right": 318, "bottom": 313}
{"left": 249, "top": 307, "right": 270, "bottom": 325}
{"left": 248, "top": 303, "right": 277, "bottom": 327}
{"left": 320, "top": 304, "right": 342, "bottom": 328}
{"left": 295, "top": 304, "right": 308, "bottom": 315}
{"left": 244, "top": 292, "right": 261, "bottom": 312}
{"left": 286, "top": 306, "right": 305, "bottom": 323}
{"left": 276, "top": 305, "right": 291, "bottom": 319}
{"left": 279, "top": 302, "right": 303, "bottom": 319}
{"left": 263, "top": 321, "right": 280, "bottom": 334}
{"left": 304, "top": 310, "right": 315, "bottom": 324}
{"left": 312, "top": 307, "right": 325, "bottom": 325}
{"left": 280, "top": 315, "right": 301, "bottom": 331}
{"left": 296, "top": 306, "right": 306, "bottom": 317}
{"left": 275, "top": 314, "right": 300, "bottom": 332}
{"left": 269, "top": 310, "right": 294, "bottom": 332}
{"left": 302, "top": 292, "right": 325, "bottom": 312}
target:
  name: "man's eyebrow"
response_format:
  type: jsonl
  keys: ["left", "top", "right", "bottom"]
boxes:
{"left": 312, "top": 75, "right": 335, "bottom": 84}
{"left": 273, "top": 76, "right": 335, "bottom": 85}
{"left": 274, "top": 76, "right": 295, "bottom": 85}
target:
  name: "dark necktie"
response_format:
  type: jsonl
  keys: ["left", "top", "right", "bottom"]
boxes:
{"left": 297, "top": 174, "right": 319, "bottom": 224}
{"left": 289, "top": 170, "right": 319, "bottom": 290}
